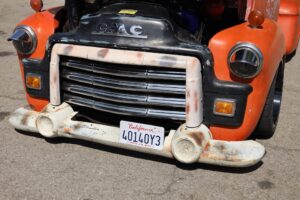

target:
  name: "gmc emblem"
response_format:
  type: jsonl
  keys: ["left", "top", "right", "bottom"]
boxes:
{"left": 92, "top": 23, "right": 148, "bottom": 39}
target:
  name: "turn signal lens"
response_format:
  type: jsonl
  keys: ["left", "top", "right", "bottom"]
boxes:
{"left": 26, "top": 74, "right": 42, "bottom": 90}
{"left": 30, "top": 0, "right": 43, "bottom": 12}
{"left": 248, "top": 10, "right": 265, "bottom": 28}
{"left": 214, "top": 99, "right": 236, "bottom": 117}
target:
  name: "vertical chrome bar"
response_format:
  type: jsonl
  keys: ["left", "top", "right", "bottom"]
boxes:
{"left": 50, "top": 44, "right": 61, "bottom": 105}
{"left": 185, "top": 58, "right": 203, "bottom": 128}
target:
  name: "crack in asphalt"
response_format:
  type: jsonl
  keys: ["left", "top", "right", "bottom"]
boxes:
{"left": 0, "top": 51, "right": 15, "bottom": 57}
{"left": 0, "top": 112, "right": 10, "bottom": 122}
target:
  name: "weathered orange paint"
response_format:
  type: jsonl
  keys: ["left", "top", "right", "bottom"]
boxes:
{"left": 16, "top": 10, "right": 58, "bottom": 111}
{"left": 208, "top": 19, "right": 285, "bottom": 141}
{"left": 278, "top": 0, "right": 300, "bottom": 54}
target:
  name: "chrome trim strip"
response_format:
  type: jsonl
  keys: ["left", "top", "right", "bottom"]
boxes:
{"left": 64, "top": 94, "right": 185, "bottom": 121}
{"left": 62, "top": 82, "right": 185, "bottom": 108}
{"left": 61, "top": 60, "right": 186, "bottom": 81}
{"left": 62, "top": 69, "right": 186, "bottom": 94}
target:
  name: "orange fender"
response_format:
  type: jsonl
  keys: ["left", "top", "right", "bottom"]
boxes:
{"left": 208, "top": 19, "right": 285, "bottom": 141}
{"left": 16, "top": 10, "right": 59, "bottom": 111}
{"left": 278, "top": 0, "right": 300, "bottom": 54}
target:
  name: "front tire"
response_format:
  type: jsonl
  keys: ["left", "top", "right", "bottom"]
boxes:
{"left": 255, "top": 62, "right": 284, "bottom": 138}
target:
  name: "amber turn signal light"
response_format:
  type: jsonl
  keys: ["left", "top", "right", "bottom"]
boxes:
{"left": 30, "top": 0, "right": 43, "bottom": 12}
{"left": 248, "top": 10, "right": 265, "bottom": 28}
{"left": 214, "top": 99, "right": 236, "bottom": 117}
{"left": 26, "top": 74, "right": 42, "bottom": 90}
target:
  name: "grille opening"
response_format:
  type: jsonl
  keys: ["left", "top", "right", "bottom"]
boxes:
{"left": 60, "top": 56, "right": 187, "bottom": 128}
{"left": 71, "top": 105, "right": 184, "bottom": 133}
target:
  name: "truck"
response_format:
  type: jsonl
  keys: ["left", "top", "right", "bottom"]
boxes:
{"left": 8, "top": 0, "right": 300, "bottom": 167}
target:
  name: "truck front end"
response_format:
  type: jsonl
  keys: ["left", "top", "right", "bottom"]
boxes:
{"left": 8, "top": 0, "right": 271, "bottom": 167}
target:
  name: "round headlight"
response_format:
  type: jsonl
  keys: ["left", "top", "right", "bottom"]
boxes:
{"left": 8, "top": 26, "right": 37, "bottom": 55}
{"left": 228, "top": 43, "right": 263, "bottom": 79}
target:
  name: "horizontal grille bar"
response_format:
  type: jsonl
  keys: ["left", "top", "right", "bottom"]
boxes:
{"left": 61, "top": 60, "right": 186, "bottom": 81}
{"left": 60, "top": 56, "right": 187, "bottom": 122}
{"left": 64, "top": 93, "right": 185, "bottom": 121}
{"left": 62, "top": 69, "right": 185, "bottom": 94}
{"left": 63, "top": 82, "right": 185, "bottom": 108}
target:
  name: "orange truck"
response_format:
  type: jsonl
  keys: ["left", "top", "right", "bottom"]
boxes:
{"left": 8, "top": 0, "right": 300, "bottom": 167}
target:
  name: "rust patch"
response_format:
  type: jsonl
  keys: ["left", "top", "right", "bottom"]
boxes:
{"left": 98, "top": 49, "right": 109, "bottom": 58}
{"left": 48, "top": 103, "right": 70, "bottom": 113}
{"left": 201, "top": 152, "right": 242, "bottom": 162}
{"left": 0, "top": 112, "right": 10, "bottom": 122}
{"left": 160, "top": 56, "right": 177, "bottom": 67}
{"left": 204, "top": 142, "right": 211, "bottom": 151}
{"left": 21, "top": 113, "right": 32, "bottom": 126}
{"left": 52, "top": 74, "right": 58, "bottom": 86}
{"left": 180, "top": 126, "right": 184, "bottom": 132}
{"left": 194, "top": 91, "right": 199, "bottom": 112}
{"left": 63, "top": 45, "right": 74, "bottom": 54}
{"left": 186, "top": 104, "right": 190, "bottom": 115}
{"left": 0, "top": 51, "right": 14, "bottom": 57}
{"left": 214, "top": 143, "right": 226, "bottom": 152}
{"left": 63, "top": 127, "right": 72, "bottom": 133}
{"left": 72, "top": 123, "right": 82, "bottom": 131}
{"left": 188, "top": 131, "right": 204, "bottom": 146}
{"left": 192, "top": 58, "right": 199, "bottom": 66}
{"left": 224, "top": 156, "right": 242, "bottom": 162}
{"left": 136, "top": 52, "right": 143, "bottom": 59}
{"left": 186, "top": 90, "right": 191, "bottom": 98}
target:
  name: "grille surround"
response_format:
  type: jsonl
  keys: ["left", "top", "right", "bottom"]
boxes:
{"left": 50, "top": 44, "right": 203, "bottom": 128}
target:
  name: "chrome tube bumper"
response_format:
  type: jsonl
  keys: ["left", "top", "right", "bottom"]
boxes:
{"left": 9, "top": 103, "right": 265, "bottom": 167}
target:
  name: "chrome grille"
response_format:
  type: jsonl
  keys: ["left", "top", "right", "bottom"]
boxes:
{"left": 60, "top": 56, "right": 186, "bottom": 121}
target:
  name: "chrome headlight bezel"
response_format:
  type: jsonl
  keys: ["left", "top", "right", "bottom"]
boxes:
{"left": 9, "top": 25, "right": 37, "bottom": 55}
{"left": 228, "top": 43, "right": 263, "bottom": 79}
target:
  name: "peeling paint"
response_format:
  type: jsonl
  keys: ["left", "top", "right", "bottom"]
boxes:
{"left": 63, "top": 45, "right": 74, "bottom": 54}
{"left": 98, "top": 48, "right": 109, "bottom": 58}
{"left": 188, "top": 131, "right": 204, "bottom": 146}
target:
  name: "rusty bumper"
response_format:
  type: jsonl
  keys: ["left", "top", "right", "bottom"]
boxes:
{"left": 9, "top": 103, "right": 265, "bottom": 167}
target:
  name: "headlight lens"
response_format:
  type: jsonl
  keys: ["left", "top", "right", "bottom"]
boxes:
{"left": 228, "top": 43, "right": 263, "bottom": 79}
{"left": 8, "top": 26, "right": 37, "bottom": 55}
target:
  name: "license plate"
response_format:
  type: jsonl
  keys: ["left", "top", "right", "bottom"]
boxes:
{"left": 120, "top": 121, "right": 165, "bottom": 150}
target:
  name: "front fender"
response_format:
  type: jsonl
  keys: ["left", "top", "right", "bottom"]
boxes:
{"left": 14, "top": 9, "right": 60, "bottom": 111}
{"left": 208, "top": 19, "right": 285, "bottom": 141}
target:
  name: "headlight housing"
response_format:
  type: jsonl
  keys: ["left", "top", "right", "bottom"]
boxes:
{"left": 228, "top": 43, "right": 263, "bottom": 79}
{"left": 8, "top": 26, "right": 37, "bottom": 55}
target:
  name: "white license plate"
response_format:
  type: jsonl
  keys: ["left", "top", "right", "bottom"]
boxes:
{"left": 120, "top": 121, "right": 165, "bottom": 150}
